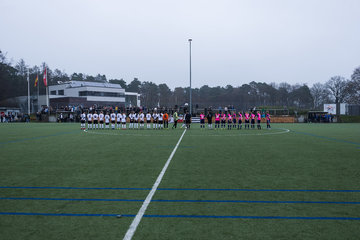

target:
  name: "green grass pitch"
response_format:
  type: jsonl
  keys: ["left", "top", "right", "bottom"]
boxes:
{"left": 0, "top": 122, "right": 360, "bottom": 239}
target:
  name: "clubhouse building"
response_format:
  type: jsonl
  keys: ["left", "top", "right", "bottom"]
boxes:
{"left": 48, "top": 81, "right": 140, "bottom": 108}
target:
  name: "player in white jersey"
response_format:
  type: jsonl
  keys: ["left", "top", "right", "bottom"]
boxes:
{"left": 99, "top": 111, "right": 105, "bottom": 129}
{"left": 128, "top": 112, "right": 132, "bottom": 129}
{"left": 152, "top": 112, "right": 158, "bottom": 129}
{"left": 116, "top": 112, "right": 122, "bottom": 129}
{"left": 121, "top": 112, "right": 127, "bottom": 129}
{"left": 93, "top": 112, "right": 99, "bottom": 129}
{"left": 158, "top": 112, "right": 164, "bottom": 129}
{"left": 105, "top": 112, "right": 110, "bottom": 129}
{"left": 87, "top": 112, "right": 93, "bottom": 130}
{"left": 129, "top": 112, "right": 134, "bottom": 129}
{"left": 146, "top": 112, "right": 152, "bottom": 129}
{"left": 156, "top": 112, "right": 161, "bottom": 129}
{"left": 139, "top": 112, "right": 145, "bottom": 129}
{"left": 134, "top": 112, "right": 139, "bottom": 129}
{"left": 110, "top": 112, "right": 116, "bottom": 130}
{"left": 80, "top": 112, "right": 86, "bottom": 130}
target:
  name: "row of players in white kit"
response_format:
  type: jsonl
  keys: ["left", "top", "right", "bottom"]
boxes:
{"left": 80, "top": 112, "right": 167, "bottom": 130}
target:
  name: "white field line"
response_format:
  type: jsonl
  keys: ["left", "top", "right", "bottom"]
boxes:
{"left": 84, "top": 128, "right": 290, "bottom": 137}
{"left": 122, "top": 129, "right": 187, "bottom": 240}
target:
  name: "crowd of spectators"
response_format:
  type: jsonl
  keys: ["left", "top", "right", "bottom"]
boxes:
{"left": 1, "top": 112, "right": 30, "bottom": 122}
{"left": 308, "top": 113, "right": 334, "bottom": 123}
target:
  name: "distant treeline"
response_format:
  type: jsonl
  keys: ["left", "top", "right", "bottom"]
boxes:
{"left": 1, "top": 50, "right": 359, "bottom": 111}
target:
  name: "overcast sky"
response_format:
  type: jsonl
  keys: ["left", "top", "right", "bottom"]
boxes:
{"left": 1, "top": 0, "right": 359, "bottom": 89}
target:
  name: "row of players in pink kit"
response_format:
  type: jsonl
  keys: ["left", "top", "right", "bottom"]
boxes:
{"left": 199, "top": 111, "right": 271, "bottom": 130}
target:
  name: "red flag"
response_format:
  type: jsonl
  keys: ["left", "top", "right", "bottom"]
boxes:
{"left": 43, "top": 68, "right": 47, "bottom": 87}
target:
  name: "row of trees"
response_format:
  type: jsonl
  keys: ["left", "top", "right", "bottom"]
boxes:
{"left": 311, "top": 73, "right": 360, "bottom": 116}
{"left": 1, "top": 50, "right": 359, "bottom": 111}
{"left": 139, "top": 74, "right": 359, "bottom": 112}
{"left": 0, "top": 51, "right": 144, "bottom": 100}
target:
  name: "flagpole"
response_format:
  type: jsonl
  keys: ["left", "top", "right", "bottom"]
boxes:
{"left": 27, "top": 69, "right": 30, "bottom": 115}
{"left": 37, "top": 72, "right": 40, "bottom": 111}
{"left": 46, "top": 67, "right": 49, "bottom": 108}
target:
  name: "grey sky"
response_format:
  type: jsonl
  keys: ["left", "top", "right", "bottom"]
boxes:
{"left": 1, "top": 0, "right": 359, "bottom": 89}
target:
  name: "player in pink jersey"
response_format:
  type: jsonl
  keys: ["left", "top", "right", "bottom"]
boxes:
{"left": 250, "top": 112, "right": 256, "bottom": 129}
{"left": 200, "top": 112, "right": 205, "bottom": 129}
{"left": 266, "top": 111, "right": 271, "bottom": 129}
{"left": 238, "top": 112, "right": 243, "bottom": 129}
{"left": 221, "top": 113, "right": 226, "bottom": 129}
{"left": 256, "top": 111, "right": 262, "bottom": 130}
{"left": 215, "top": 112, "right": 220, "bottom": 129}
{"left": 227, "top": 113, "right": 232, "bottom": 130}
{"left": 244, "top": 112, "right": 250, "bottom": 129}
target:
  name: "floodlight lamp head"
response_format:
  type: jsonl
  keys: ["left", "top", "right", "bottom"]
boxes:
{"left": 188, "top": 39, "right": 192, "bottom": 42}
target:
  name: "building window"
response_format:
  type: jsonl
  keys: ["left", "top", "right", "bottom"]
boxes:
{"left": 58, "top": 90, "right": 64, "bottom": 95}
{"left": 50, "top": 90, "right": 56, "bottom": 95}
{"left": 78, "top": 91, "right": 124, "bottom": 97}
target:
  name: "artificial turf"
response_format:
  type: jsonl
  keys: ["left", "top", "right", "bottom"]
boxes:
{"left": 0, "top": 122, "right": 359, "bottom": 239}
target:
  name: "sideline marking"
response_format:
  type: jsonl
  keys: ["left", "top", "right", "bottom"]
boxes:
{"left": 2, "top": 197, "right": 360, "bottom": 205}
{"left": 1, "top": 212, "right": 360, "bottom": 221}
{"left": 157, "top": 188, "right": 360, "bottom": 192}
{"left": 0, "top": 186, "right": 151, "bottom": 190}
{"left": 123, "top": 129, "right": 187, "bottom": 240}
{"left": 2, "top": 186, "right": 360, "bottom": 192}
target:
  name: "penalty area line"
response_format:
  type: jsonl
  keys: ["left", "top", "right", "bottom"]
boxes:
{"left": 122, "top": 128, "right": 187, "bottom": 240}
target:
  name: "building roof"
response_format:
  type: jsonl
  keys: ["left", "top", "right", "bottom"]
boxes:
{"left": 60, "top": 81, "right": 123, "bottom": 89}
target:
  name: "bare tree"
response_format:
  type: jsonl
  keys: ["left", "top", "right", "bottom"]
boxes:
{"left": 0, "top": 50, "right": 7, "bottom": 64}
{"left": 352, "top": 66, "right": 360, "bottom": 82}
{"left": 310, "top": 83, "right": 331, "bottom": 109}
{"left": 15, "top": 59, "right": 27, "bottom": 76}
{"left": 326, "top": 76, "right": 349, "bottom": 118}
{"left": 347, "top": 67, "right": 360, "bottom": 104}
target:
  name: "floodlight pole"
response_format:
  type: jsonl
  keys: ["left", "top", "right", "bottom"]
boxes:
{"left": 188, "top": 39, "right": 192, "bottom": 115}
{"left": 27, "top": 69, "right": 30, "bottom": 115}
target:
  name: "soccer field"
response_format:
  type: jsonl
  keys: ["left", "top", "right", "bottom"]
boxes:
{"left": 1, "top": 123, "right": 360, "bottom": 239}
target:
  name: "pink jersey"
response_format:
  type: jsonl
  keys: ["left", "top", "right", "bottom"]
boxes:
{"left": 200, "top": 114, "right": 205, "bottom": 120}
{"left": 266, "top": 114, "right": 271, "bottom": 120}
{"left": 215, "top": 114, "right": 220, "bottom": 121}
{"left": 227, "top": 114, "right": 232, "bottom": 120}
{"left": 251, "top": 113, "right": 255, "bottom": 119}
{"left": 257, "top": 113, "right": 261, "bottom": 120}
{"left": 232, "top": 114, "right": 236, "bottom": 119}
{"left": 245, "top": 113, "right": 249, "bottom": 120}
{"left": 238, "top": 113, "right": 243, "bottom": 120}
{"left": 221, "top": 114, "right": 226, "bottom": 120}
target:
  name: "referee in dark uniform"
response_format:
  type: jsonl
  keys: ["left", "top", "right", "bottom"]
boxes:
{"left": 184, "top": 111, "right": 191, "bottom": 129}
{"left": 207, "top": 111, "right": 213, "bottom": 129}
